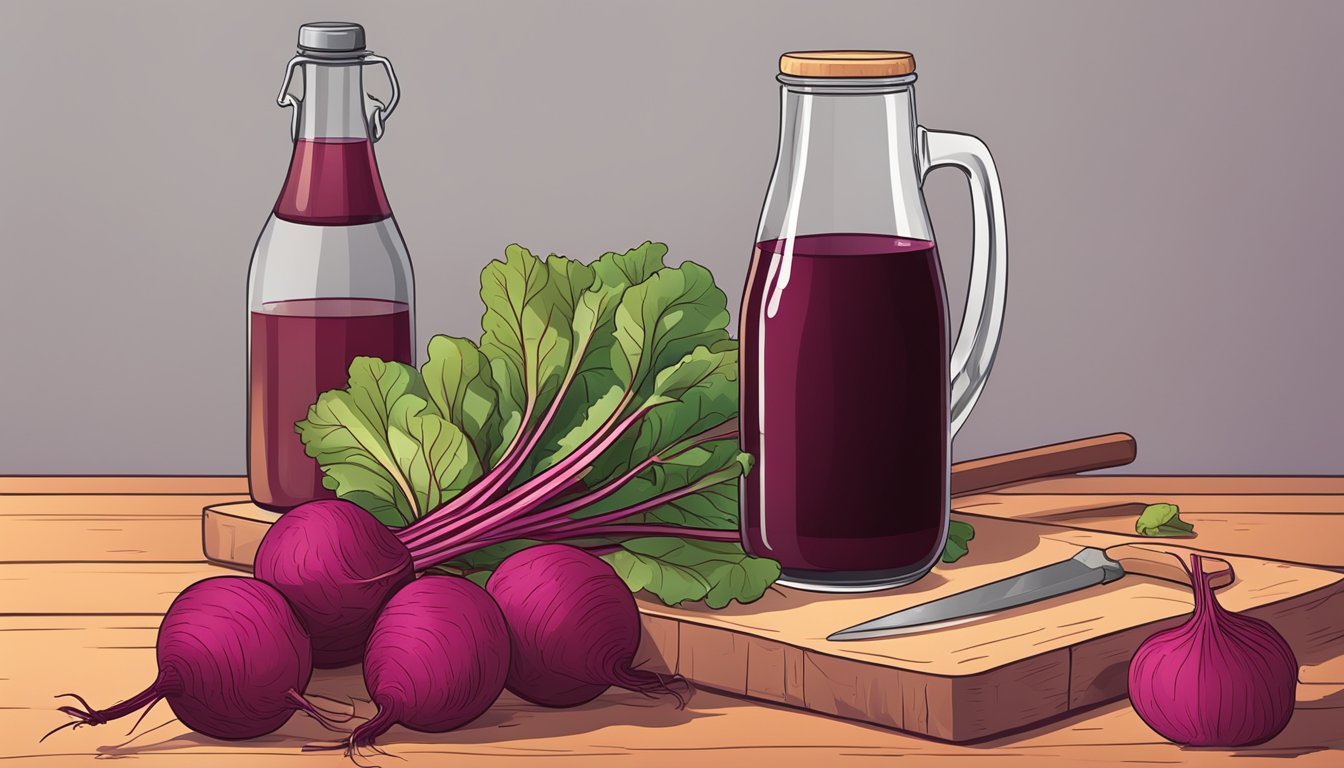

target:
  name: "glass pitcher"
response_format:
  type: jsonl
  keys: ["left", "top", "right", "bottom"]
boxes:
{"left": 740, "top": 51, "right": 1007, "bottom": 591}
{"left": 247, "top": 22, "right": 415, "bottom": 511}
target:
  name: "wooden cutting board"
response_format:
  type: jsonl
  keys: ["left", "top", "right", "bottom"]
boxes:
{"left": 953, "top": 475, "right": 1344, "bottom": 569}
{"left": 201, "top": 501, "right": 1344, "bottom": 743}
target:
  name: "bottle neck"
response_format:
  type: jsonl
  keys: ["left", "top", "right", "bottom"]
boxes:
{"left": 758, "top": 78, "right": 932, "bottom": 243}
{"left": 299, "top": 61, "right": 370, "bottom": 140}
{"left": 274, "top": 60, "right": 391, "bottom": 226}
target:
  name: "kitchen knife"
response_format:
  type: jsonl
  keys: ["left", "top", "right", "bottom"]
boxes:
{"left": 827, "top": 544, "right": 1233, "bottom": 642}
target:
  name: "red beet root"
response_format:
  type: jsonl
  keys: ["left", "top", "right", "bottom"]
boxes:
{"left": 254, "top": 499, "right": 414, "bottom": 668}
{"left": 487, "top": 544, "right": 687, "bottom": 707}
{"left": 349, "top": 576, "right": 510, "bottom": 753}
{"left": 44, "top": 577, "right": 333, "bottom": 741}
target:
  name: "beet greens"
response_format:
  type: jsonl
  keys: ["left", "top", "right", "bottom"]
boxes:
{"left": 296, "top": 242, "right": 778, "bottom": 607}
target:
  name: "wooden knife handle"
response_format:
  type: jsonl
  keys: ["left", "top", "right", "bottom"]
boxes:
{"left": 952, "top": 432, "right": 1137, "bottom": 497}
{"left": 1104, "top": 542, "right": 1234, "bottom": 589}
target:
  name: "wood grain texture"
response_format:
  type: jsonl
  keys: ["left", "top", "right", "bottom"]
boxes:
{"left": 5, "top": 477, "right": 1344, "bottom": 764}
{"left": 955, "top": 491, "right": 1344, "bottom": 567}
{"left": 6, "top": 620, "right": 1341, "bottom": 766}
{"left": 199, "top": 500, "right": 1344, "bottom": 742}
{"left": 0, "top": 476, "right": 249, "bottom": 495}
{"left": 0, "top": 494, "right": 247, "bottom": 562}
{"left": 779, "top": 50, "right": 916, "bottom": 78}
{"left": 0, "top": 562, "right": 229, "bottom": 615}
{"left": 201, "top": 503, "right": 277, "bottom": 569}
{"left": 634, "top": 520, "right": 1344, "bottom": 741}
{"left": 1103, "top": 542, "right": 1232, "bottom": 587}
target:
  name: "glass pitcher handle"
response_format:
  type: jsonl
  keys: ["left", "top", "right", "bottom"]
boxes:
{"left": 918, "top": 127, "right": 1008, "bottom": 437}
{"left": 275, "top": 54, "right": 401, "bottom": 143}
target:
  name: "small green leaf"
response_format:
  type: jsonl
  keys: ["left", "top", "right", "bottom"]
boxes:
{"left": 1135, "top": 503, "right": 1195, "bottom": 537}
{"left": 573, "top": 443, "right": 747, "bottom": 531}
{"left": 940, "top": 519, "right": 976, "bottom": 564}
{"left": 543, "top": 252, "right": 597, "bottom": 319}
{"left": 295, "top": 356, "right": 426, "bottom": 524}
{"left": 447, "top": 539, "right": 540, "bottom": 574}
{"left": 602, "top": 538, "right": 780, "bottom": 608}
{"left": 588, "top": 343, "right": 739, "bottom": 487}
{"left": 592, "top": 241, "right": 668, "bottom": 289}
{"left": 535, "top": 384, "right": 626, "bottom": 472}
{"left": 479, "top": 244, "right": 575, "bottom": 456}
{"left": 387, "top": 395, "right": 482, "bottom": 514}
{"left": 612, "top": 262, "right": 731, "bottom": 399}
{"left": 331, "top": 487, "right": 411, "bottom": 528}
{"left": 422, "top": 335, "right": 500, "bottom": 467}
{"left": 533, "top": 271, "right": 737, "bottom": 486}
{"left": 296, "top": 355, "right": 483, "bottom": 524}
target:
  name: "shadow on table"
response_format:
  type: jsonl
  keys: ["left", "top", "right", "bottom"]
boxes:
{"left": 94, "top": 664, "right": 710, "bottom": 758}
{"left": 1224, "top": 684, "right": 1344, "bottom": 758}
{"left": 685, "top": 521, "right": 1050, "bottom": 622}
{"left": 79, "top": 676, "right": 1344, "bottom": 762}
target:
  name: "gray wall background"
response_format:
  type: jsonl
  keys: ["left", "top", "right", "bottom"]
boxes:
{"left": 2, "top": 0, "right": 1342, "bottom": 475}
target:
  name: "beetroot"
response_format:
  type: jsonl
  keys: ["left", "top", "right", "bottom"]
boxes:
{"left": 45, "top": 577, "right": 330, "bottom": 741}
{"left": 1128, "top": 554, "right": 1297, "bottom": 746}
{"left": 254, "top": 499, "right": 413, "bottom": 668}
{"left": 486, "top": 544, "right": 685, "bottom": 707}
{"left": 350, "top": 576, "right": 509, "bottom": 751}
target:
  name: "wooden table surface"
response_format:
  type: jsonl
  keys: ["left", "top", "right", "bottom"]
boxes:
{"left": 2, "top": 475, "right": 1341, "bottom": 767}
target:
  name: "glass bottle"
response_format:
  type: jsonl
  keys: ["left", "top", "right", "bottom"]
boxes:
{"left": 247, "top": 22, "right": 415, "bottom": 511}
{"left": 741, "top": 51, "right": 1008, "bottom": 591}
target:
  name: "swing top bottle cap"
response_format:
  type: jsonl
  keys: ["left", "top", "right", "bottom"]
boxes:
{"left": 298, "top": 22, "right": 367, "bottom": 54}
{"left": 780, "top": 51, "right": 916, "bottom": 78}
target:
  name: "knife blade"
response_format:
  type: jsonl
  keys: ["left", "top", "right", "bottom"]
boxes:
{"left": 827, "top": 547, "right": 1127, "bottom": 641}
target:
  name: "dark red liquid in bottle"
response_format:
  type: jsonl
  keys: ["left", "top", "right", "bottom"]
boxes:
{"left": 740, "top": 233, "right": 949, "bottom": 585}
{"left": 249, "top": 298, "right": 413, "bottom": 510}
{"left": 274, "top": 138, "right": 392, "bottom": 226}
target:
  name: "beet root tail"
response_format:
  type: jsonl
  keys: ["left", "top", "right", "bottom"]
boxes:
{"left": 286, "top": 688, "right": 353, "bottom": 733}
{"left": 610, "top": 666, "right": 693, "bottom": 708}
{"left": 344, "top": 704, "right": 400, "bottom": 766}
{"left": 41, "top": 680, "right": 166, "bottom": 742}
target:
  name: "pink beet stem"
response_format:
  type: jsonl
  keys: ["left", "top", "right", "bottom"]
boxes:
{"left": 419, "top": 523, "right": 739, "bottom": 568}
{"left": 537, "top": 525, "right": 740, "bottom": 542}
{"left": 404, "top": 403, "right": 654, "bottom": 565}
{"left": 396, "top": 397, "right": 538, "bottom": 543}
{"left": 406, "top": 427, "right": 740, "bottom": 571}
{"left": 536, "top": 460, "right": 741, "bottom": 537}
{"left": 399, "top": 324, "right": 603, "bottom": 547}
{"left": 489, "top": 422, "right": 739, "bottom": 541}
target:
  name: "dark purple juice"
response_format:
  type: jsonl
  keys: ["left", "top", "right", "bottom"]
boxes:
{"left": 740, "top": 233, "right": 949, "bottom": 586}
{"left": 249, "top": 298, "right": 412, "bottom": 510}
{"left": 274, "top": 138, "right": 392, "bottom": 226}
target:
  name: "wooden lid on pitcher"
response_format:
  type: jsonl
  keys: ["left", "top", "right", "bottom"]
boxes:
{"left": 779, "top": 51, "right": 916, "bottom": 78}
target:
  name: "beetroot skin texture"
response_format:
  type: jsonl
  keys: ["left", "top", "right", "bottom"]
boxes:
{"left": 353, "top": 576, "right": 510, "bottom": 748}
{"left": 49, "top": 577, "right": 316, "bottom": 741}
{"left": 1127, "top": 554, "right": 1298, "bottom": 746}
{"left": 254, "top": 499, "right": 414, "bottom": 668}
{"left": 487, "top": 544, "right": 685, "bottom": 708}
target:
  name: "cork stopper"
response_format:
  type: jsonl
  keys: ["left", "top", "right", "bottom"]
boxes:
{"left": 779, "top": 51, "right": 916, "bottom": 78}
